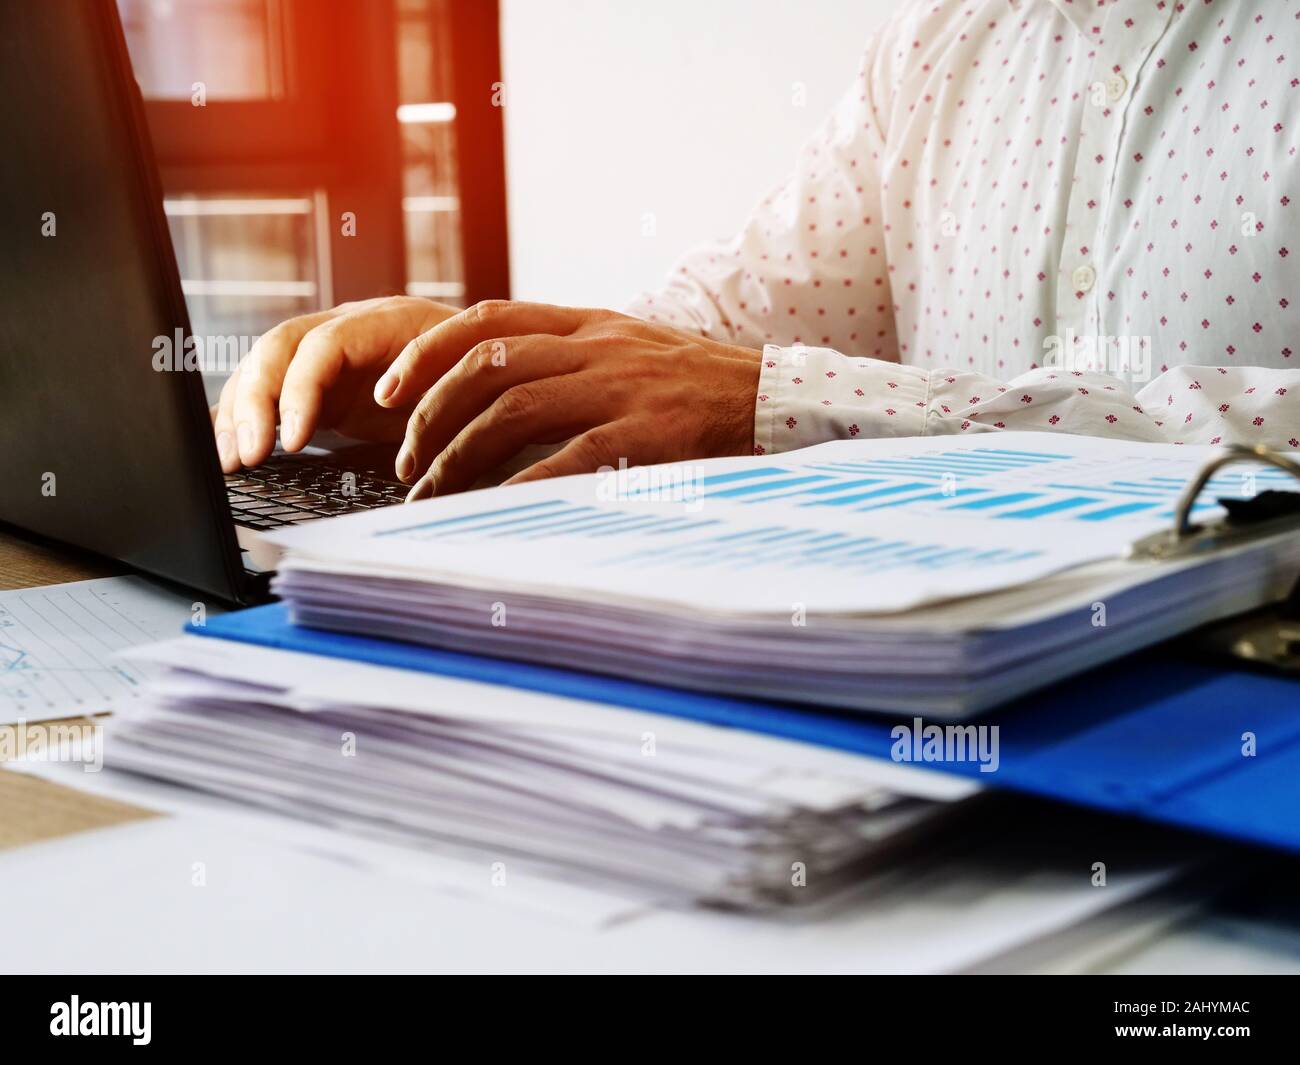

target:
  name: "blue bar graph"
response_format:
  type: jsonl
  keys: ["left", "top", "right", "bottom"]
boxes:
{"left": 997, "top": 496, "right": 1099, "bottom": 519}
{"left": 947, "top": 492, "right": 1042, "bottom": 510}
{"left": 377, "top": 445, "right": 1300, "bottom": 575}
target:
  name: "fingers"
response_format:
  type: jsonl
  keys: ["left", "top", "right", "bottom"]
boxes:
{"left": 230, "top": 309, "right": 339, "bottom": 467}
{"left": 268, "top": 296, "right": 462, "bottom": 453}
{"left": 405, "top": 377, "right": 602, "bottom": 499}
{"left": 375, "top": 301, "right": 590, "bottom": 410}
{"left": 502, "top": 425, "right": 629, "bottom": 486}
{"left": 212, "top": 368, "right": 242, "bottom": 471}
{"left": 394, "top": 334, "right": 587, "bottom": 483}
{"left": 276, "top": 311, "right": 376, "bottom": 452}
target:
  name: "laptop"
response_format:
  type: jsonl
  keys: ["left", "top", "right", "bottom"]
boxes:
{"left": 0, "top": 0, "right": 404, "bottom": 605}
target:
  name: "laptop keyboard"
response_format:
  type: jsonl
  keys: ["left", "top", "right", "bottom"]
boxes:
{"left": 225, "top": 455, "right": 408, "bottom": 530}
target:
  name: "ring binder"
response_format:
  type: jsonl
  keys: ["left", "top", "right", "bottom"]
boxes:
{"left": 1128, "top": 444, "right": 1300, "bottom": 561}
{"left": 1128, "top": 445, "right": 1300, "bottom": 674}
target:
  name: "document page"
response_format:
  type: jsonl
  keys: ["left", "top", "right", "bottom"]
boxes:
{"left": 273, "top": 432, "right": 1296, "bottom": 615}
{"left": 0, "top": 576, "right": 205, "bottom": 725}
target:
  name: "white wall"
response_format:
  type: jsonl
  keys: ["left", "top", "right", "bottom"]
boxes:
{"left": 500, "top": 0, "right": 891, "bottom": 308}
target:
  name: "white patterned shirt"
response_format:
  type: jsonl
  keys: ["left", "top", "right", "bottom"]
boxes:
{"left": 627, "top": 0, "right": 1300, "bottom": 454}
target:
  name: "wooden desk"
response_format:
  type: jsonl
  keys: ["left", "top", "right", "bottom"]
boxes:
{"left": 0, "top": 526, "right": 121, "bottom": 590}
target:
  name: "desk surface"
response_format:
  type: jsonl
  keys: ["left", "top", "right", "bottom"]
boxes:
{"left": 0, "top": 526, "right": 119, "bottom": 590}
{"left": 1, "top": 525, "right": 1298, "bottom": 974}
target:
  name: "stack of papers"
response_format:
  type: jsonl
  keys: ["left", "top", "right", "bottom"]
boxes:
{"left": 113, "top": 635, "right": 974, "bottom": 909}
{"left": 264, "top": 433, "right": 1300, "bottom": 716}
{"left": 4, "top": 753, "right": 1234, "bottom": 969}
{"left": 104, "top": 433, "right": 1298, "bottom": 922}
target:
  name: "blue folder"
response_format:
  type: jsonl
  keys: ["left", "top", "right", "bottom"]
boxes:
{"left": 191, "top": 603, "right": 1300, "bottom": 855}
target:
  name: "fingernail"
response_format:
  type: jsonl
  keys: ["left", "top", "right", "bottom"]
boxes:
{"left": 281, "top": 411, "right": 300, "bottom": 447}
{"left": 375, "top": 372, "right": 398, "bottom": 404}
{"left": 216, "top": 431, "right": 234, "bottom": 465}
{"left": 395, "top": 445, "right": 414, "bottom": 482}
{"left": 236, "top": 423, "right": 253, "bottom": 459}
{"left": 405, "top": 477, "right": 433, "bottom": 503}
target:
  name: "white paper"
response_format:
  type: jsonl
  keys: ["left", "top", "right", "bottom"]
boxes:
{"left": 0, "top": 760, "right": 1208, "bottom": 973}
{"left": 269, "top": 432, "right": 1296, "bottom": 616}
{"left": 0, "top": 576, "right": 206, "bottom": 725}
{"left": 112, "top": 628, "right": 979, "bottom": 908}
{"left": 121, "top": 635, "right": 977, "bottom": 803}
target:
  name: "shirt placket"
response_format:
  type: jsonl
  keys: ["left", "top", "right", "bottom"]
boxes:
{"left": 1053, "top": 0, "right": 1176, "bottom": 344}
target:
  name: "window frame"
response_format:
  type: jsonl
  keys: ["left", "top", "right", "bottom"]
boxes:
{"left": 134, "top": 0, "right": 509, "bottom": 306}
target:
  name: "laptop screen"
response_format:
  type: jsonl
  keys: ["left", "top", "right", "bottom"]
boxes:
{"left": 0, "top": 0, "right": 243, "bottom": 602}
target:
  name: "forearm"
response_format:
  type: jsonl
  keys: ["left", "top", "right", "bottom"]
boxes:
{"left": 753, "top": 345, "right": 1300, "bottom": 454}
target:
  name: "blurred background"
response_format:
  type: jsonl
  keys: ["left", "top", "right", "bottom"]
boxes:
{"left": 117, "top": 0, "right": 889, "bottom": 378}
{"left": 116, "top": 0, "right": 504, "bottom": 364}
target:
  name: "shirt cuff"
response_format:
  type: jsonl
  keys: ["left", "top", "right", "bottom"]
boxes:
{"left": 753, "top": 345, "right": 930, "bottom": 454}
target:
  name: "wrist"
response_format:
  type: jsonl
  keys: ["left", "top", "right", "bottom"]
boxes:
{"left": 708, "top": 341, "right": 763, "bottom": 456}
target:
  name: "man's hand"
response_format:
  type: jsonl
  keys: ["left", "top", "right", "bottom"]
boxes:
{"left": 373, "top": 301, "right": 763, "bottom": 498}
{"left": 210, "top": 296, "right": 460, "bottom": 472}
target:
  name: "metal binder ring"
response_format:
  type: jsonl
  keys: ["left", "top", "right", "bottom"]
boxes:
{"left": 1173, "top": 444, "right": 1300, "bottom": 538}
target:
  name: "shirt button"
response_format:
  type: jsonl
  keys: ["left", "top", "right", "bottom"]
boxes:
{"left": 1105, "top": 73, "right": 1127, "bottom": 102}
{"left": 1072, "top": 264, "right": 1097, "bottom": 293}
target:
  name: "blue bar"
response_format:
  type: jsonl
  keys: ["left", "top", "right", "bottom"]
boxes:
{"left": 803, "top": 463, "right": 882, "bottom": 473}
{"left": 695, "top": 467, "right": 789, "bottom": 487}
{"left": 912, "top": 547, "right": 976, "bottom": 566}
{"left": 745, "top": 528, "right": 807, "bottom": 545}
{"left": 586, "top": 516, "right": 683, "bottom": 537}
{"left": 377, "top": 499, "right": 566, "bottom": 537}
{"left": 823, "top": 458, "right": 1011, "bottom": 477}
{"left": 766, "top": 477, "right": 886, "bottom": 497}
{"left": 1077, "top": 501, "right": 1161, "bottom": 521}
{"left": 597, "top": 522, "right": 725, "bottom": 565}
{"left": 803, "top": 535, "right": 876, "bottom": 557}
{"left": 865, "top": 457, "right": 1033, "bottom": 474}
{"left": 643, "top": 519, "right": 721, "bottom": 535}
{"left": 1112, "top": 480, "right": 1182, "bottom": 493}
{"left": 842, "top": 540, "right": 909, "bottom": 560}
{"left": 486, "top": 508, "right": 610, "bottom": 537}
{"left": 807, "top": 482, "right": 932, "bottom": 506}
{"left": 704, "top": 474, "right": 834, "bottom": 499}
{"left": 524, "top": 513, "right": 653, "bottom": 539}
{"left": 751, "top": 532, "right": 851, "bottom": 568}
{"left": 946, "top": 492, "right": 1042, "bottom": 510}
{"left": 637, "top": 525, "right": 783, "bottom": 564}
{"left": 891, "top": 543, "right": 946, "bottom": 559}
{"left": 970, "top": 448, "right": 1073, "bottom": 460}
{"left": 714, "top": 525, "right": 786, "bottom": 542}
{"left": 1047, "top": 482, "right": 1169, "bottom": 498}
{"left": 723, "top": 530, "right": 824, "bottom": 566}
{"left": 996, "top": 496, "right": 1100, "bottom": 519}
{"left": 467, "top": 506, "right": 598, "bottom": 536}
{"left": 855, "top": 487, "right": 988, "bottom": 512}
{"left": 957, "top": 548, "right": 1006, "bottom": 563}
{"left": 801, "top": 532, "right": 852, "bottom": 545}
{"left": 897, "top": 547, "right": 958, "bottom": 564}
